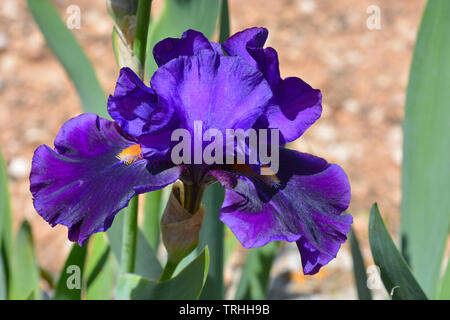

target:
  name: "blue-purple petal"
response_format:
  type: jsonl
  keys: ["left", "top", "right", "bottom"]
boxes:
{"left": 224, "top": 27, "right": 322, "bottom": 143}
{"left": 222, "top": 27, "right": 268, "bottom": 68}
{"left": 153, "top": 29, "right": 214, "bottom": 67}
{"left": 30, "top": 114, "right": 180, "bottom": 246}
{"left": 264, "top": 77, "right": 322, "bottom": 143}
{"left": 107, "top": 67, "right": 180, "bottom": 159}
{"left": 150, "top": 49, "right": 273, "bottom": 134}
{"left": 217, "top": 148, "right": 351, "bottom": 275}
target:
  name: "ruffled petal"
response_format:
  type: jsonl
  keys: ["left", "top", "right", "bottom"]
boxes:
{"left": 222, "top": 27, "right": 268, "bottom": 68}
{"left": 153, "top": 29, "right": 214, "bottom": 67}
{"left": 210, "top": 41, "right": 224, "bottom": 55}
{"left": 217, "top": 148, "right": 351, "bottom": 275}
{"left": 150, "top": 49, "right": 272, "bottom": 134}
{"left": 264, "top": 77, "right": 322, "bottom": 143}
{"left": 30, "top": 113, "right": 180, "bottom": 245}
{"left": 107, "top": 67, "right": 180, "bottom": 159}
{"left": 224, "top": 27, "right": 322, "bottom": 143}
{"left": 107, "top": 67, "right": 158, "bottom": 136}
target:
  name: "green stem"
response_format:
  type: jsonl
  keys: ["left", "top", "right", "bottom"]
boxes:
{"left": 121, "top": 196, "right": 138, "bottom": 274}
{"left": 133, "top": 0, "right": 152, "bottom": 66}
{"left": 118, "top": 2, "right": 152, "bottom": 275}
{"left": 159, "top": 259, "right": 178, "bottom": 281}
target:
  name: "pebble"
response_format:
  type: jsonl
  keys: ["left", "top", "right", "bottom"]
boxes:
{"left": 327, "top": 143, "right": 352, "bottom": 162}
{"left": 388, "top": 126, "right": 403, "bottom": 165}
{"left": 345, "top": 50, "right": 363, "bottom": 66}
{"left": 298, "top": 0, "right": 317, "bottom": 15}
{"left": 0, "top": 33, "right": 8, "bottom": 51}
{"left": 0, "top": 54, "right": 16, "bottom": 73}
{"left": 368, "top": 108, "right": 384, "bottom": 124}
{"left": 8, "top": 157, "right": 31, "bottom": 179}
{"left": 25, "top": 127, "right": 49, "bottom": 144}
{"left": 343, "top": 98, "right": 361, "bottom": 114}
{"left": 392, "top": 149, "right": 402, "bottom": 166}
{"left": 313, "top": 123, "right": 336, "bottom": 142}
{"left": 0, "top": 0, "right": 19, "bottom": 19}
{"left": 26, "top": 32, "right": 46, "bottom": 60}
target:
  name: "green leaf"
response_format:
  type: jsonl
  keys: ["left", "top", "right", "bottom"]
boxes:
{"left": 0, "top": 252, "right": 6, "bottom": 300}
{"left": 53, "top": 242, "right": 88, "bottom": 300}
{"left": 85, "top": 233, "right": 117, "bottom": 300}
{"left": 10, "top": 221, "right": 41, "bottom": 300}
{"left": 437, "top": 260, "right": 450, "bottom": 299}
{"left": 369, "top": 203, "right": 427, "bottom": 300}
{"left": 218, "top": 0, "right": 230, "bottom": 43}
{"left": 107, "top": 209, "right": 162, "bottom": 280}
{"left": 0, "top": 150, "right": 12, "bottom": 299}
{"left": 117, "top": 247, "right": 209, "bottom": 300}
{"left": 349, "top": 227, "right": 372, "bottom": 300}
{"left": 86, "top": 245, "right": 111, "bottom": 288}
{"left": 26, "top": 0, "right": 107, "bottom": 117}
{"left": 197, "top": 182, "right": 225, "bottom": 299}
{"left": 133, "top": 0, "right": 152, "bottom": 66}
{"left": 142, "top": 190, "right": 162, "bottom": 250}
{"left": 145, "top": 0, "right": 220, "bottom": 80}
{"left": 120, "top": 196, "right": 138, "bottom": 274}
{"left": 234, "top": 242, "right": 277, "bottom": 300}
{"left": 401, "top": 0, "right": 450, "bottom": 297}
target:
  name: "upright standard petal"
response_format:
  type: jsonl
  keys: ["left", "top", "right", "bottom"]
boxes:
{"left": 217, "top": 148, "right": 351, "bottom": 275}
{"left": 222, "top": 27, "right": 269, "bottom": 68}
{"left": 107, "top": 67, "right": 179, "bottom": 159}
{"left": 30, "top": 114, "right": 180, "bottom": 245}
{"left": 150, "top": 49, "right": 273, "bottom": 135}
{"left": 263, "top": 77, "right": 322, "bottom": 144}
{"left": 224, "top": 27, "right": 322, "bottom": 143}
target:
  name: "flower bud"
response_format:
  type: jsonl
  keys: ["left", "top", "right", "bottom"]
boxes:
{"left": 161, "top": 181, "right": 204, "bottom": 263}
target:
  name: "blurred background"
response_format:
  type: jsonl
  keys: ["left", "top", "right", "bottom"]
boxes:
{"left": 0, "top": 0, "right": 428, "bottom": 298}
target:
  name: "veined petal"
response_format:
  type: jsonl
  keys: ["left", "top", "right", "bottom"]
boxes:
{"left": 30, "top": 113, "right": 180, "bottom": 246}
{"left": 217, "top": 148, "right": 351, "bottom": 275}
{"left": 150, "top": 49, "right": 273, "bottom": 134}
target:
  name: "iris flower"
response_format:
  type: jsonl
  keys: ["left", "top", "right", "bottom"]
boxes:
{"left": 30, "top": 28, "right": 351, "bottom": 275}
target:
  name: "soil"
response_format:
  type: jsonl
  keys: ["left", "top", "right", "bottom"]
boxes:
{"left": 0, "top": 0, "right": 426, "bottom": 299}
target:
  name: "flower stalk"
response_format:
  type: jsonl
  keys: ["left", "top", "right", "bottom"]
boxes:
{"left": 120, "top": 195, "right": 138, "bottom": 274}
{"left": 119, "top": 1, "right": 151, "bottom": 274}
{"left": 133, "top": 0, "right": 152, "bottom": 75}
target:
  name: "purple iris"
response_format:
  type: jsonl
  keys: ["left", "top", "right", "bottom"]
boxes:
{"left": 30, "top": 27, "right": 351, "bottom": 275}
